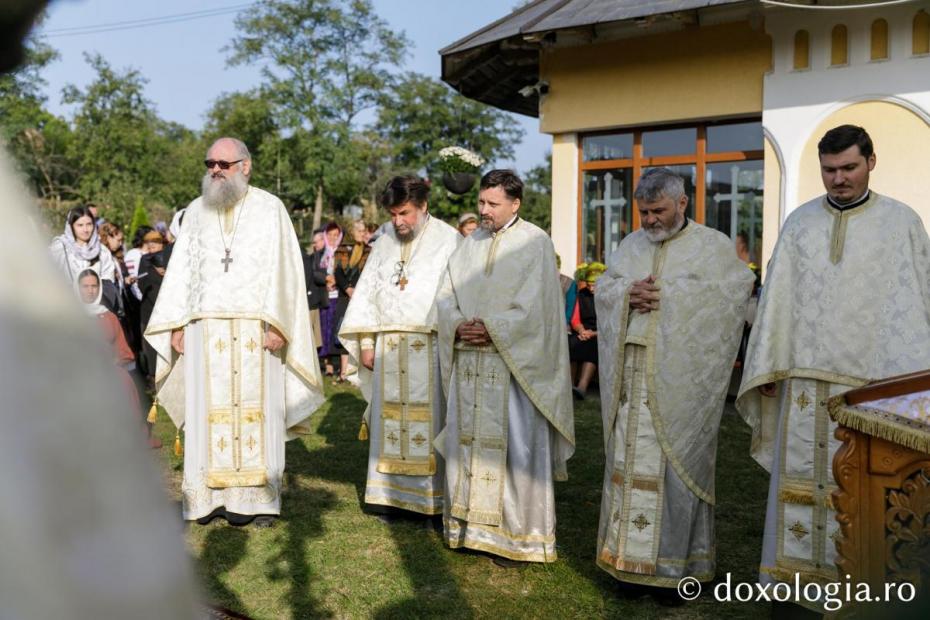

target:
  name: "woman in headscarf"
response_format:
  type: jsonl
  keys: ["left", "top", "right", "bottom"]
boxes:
{"left": 50, "top": 205, "right": 116, "bottom": 286}
{"left": 317, "top": 222, "right": 345, "bottom": 378}
{"left": 76, "top": 268, "right": 161, "bottom": 449}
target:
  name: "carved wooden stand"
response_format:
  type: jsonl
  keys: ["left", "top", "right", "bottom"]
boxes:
{"left": 833, "top": 427, "right": 930, "bottom": 617}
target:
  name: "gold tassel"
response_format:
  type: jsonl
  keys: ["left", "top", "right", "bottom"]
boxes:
{"left": 146, "top": 399, "right": 158, "bottom": 424}
{"left": 358, "top": 420, "right": 369, "bottom": 441}
{"left": 174, "top": 430, "right": 183, "bottom": 457}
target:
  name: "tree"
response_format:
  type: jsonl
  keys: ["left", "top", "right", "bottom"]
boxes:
{"left": 520, "top": 153, "right": 552, "bottom": 231}
{"left": 0, "top": 37, "right": 75, "bottom": 209}
{"left": 228, "top": 0, "right": 409, "bottom": 220}
{"left": 376, "top": 73, "right": 525, "bottom": 220}
{"left": 62, "top": 53, "right": 199, "bottom": 224}
{"left": 127, "top": 198, "right": 150, "bottom": 242}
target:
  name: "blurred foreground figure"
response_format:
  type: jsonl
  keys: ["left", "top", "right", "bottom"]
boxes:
{"left": 0, "top": 4, "right": 198, "bottom": 617}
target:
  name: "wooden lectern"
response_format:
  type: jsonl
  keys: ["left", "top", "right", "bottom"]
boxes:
{"left": 829, "top": 370, "right": 930, "bottom": 617}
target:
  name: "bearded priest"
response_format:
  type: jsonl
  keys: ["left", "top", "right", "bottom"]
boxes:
{"left": 436, "top": 169, "right": 575, "bottom": 566}
{"left": 339, "top": 175, "right": 460, "bottom": 519}
{"left": 594, "top": 168, "right": 754, "bottom": 595}
{"left": 146, "top": 137, "right": 325, "bottom": 527}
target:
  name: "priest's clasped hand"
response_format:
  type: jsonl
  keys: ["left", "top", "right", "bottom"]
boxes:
{"left": 456, "top": 318, "right": 492, "bottom": 346}
{"left": 629, "top": 275, "right": 660, "bottom": 314}
{"left": 264, "top": 325, "right": 286, "bottom": 353}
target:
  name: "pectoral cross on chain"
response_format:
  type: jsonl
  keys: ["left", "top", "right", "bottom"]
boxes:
{"left": 221, "top": 249, "right": 233, "bottom": 273}
{"left": 397, "top": 275, "right": 408, "bottom": 291}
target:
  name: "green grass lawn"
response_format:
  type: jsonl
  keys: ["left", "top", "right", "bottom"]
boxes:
{"left": 156, "top": 381, "right": 771, "bottom": 619}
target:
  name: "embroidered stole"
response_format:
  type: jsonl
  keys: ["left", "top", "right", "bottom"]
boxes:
{"left": 450, "top": 343, "right": 511, "bottom": 526}
{"left": 378, "top": 331, "right": 436, "bottom": 476}
{"left": 204, "top": 318, "right": 267, "bottom": 488}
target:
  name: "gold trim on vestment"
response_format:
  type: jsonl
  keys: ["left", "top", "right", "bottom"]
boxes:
{"left": 820, "top": 193, "right": 878, "bottom": 264}
{"left": 203, "top": 319, "right": 268, "bottom": 490}
{"left": 597, "top": 558, "right": 714, "bottom": 587}
{"left": 365, "top": 480, "right": 443, "bottom": 498}
{"left": 364, "top": 494, "right": 443, "bottom": 515}
{"left": 377, "top": 332, "right": 436, "bottom": 477}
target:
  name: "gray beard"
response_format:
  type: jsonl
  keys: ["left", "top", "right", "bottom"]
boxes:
{"left": 202, "top": 171, "right": 248, "bottom": 211}
{"left": 644, "top": 216, "right": 685, "bottom": 243}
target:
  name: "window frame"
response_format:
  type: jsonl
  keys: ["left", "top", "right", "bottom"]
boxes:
{"left": 576, "top": 118, "right": 764, "bottom": 263}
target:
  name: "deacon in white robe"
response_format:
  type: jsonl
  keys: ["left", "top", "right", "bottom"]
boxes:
{"left": 339, "top": 175, "right": 460, "bottom": 516}
{"left": 594, "top": 168, "right": 755, "bottom": 589}
{"left": 436, "top": 170, "right": 575, "bottom": 564}
{"left": 146, "top": 138, "right": 325, "bottom": 524}
{"left": 737, "top": 125, "right": 930, "bottom": 610}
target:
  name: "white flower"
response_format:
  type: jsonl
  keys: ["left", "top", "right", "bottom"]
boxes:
{"left": 438, "top": 146, "right": 485, "bottom": 167}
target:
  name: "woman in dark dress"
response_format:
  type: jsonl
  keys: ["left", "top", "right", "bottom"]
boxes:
{"left": 333, "top": 219, "right": 372, "bottom": 382}
{"left": 317, "top": 222, "right": 345, "bottom": 378}
{"left": 569, "top": 263, "right": 606, "bottom": 400}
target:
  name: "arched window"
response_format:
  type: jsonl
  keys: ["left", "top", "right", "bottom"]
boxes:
{"left": 871, "top": 19, "right": 889, "bottom": 60}
{"left": 914, "top": 10, "right": 930, "bottom": 55}
{"left": 831, "top": 24, "right": 848, "bottom": 65}
{"left": 794, "top": 30, "right": 810, "bottom": 70}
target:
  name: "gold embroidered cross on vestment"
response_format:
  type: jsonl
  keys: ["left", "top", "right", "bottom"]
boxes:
{"left": 215, "top": 339, "right": 227, "bottom": 354}
{"left": 795, "top": 391, "right": 812, "bottom": 411}
{"left": 412, "top": 433, "right": 427, "bottom": 447}
{"left": 246, "top": 338, "right": 258, "bottom": 353}
{"left": 217, "top": 436, "right": 227, "bottom": 453}
{"left": 632, "top": 513, "right": 651, "bottom": 531}
{"left": 386, "top": 431, "right": 400, "bottom": 446}
{"left": 486, "top": 367, "right": 500, "bottom": 386}
{"left": 789, "top": 521, "right": 810, "bottom": 541}
{"left": 411, "top": 339, "right": 426, "bottom": 353}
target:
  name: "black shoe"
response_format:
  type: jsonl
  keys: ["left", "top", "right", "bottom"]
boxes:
{"left": 253, "top": 515, "right": 276, "bottom": 529}
{"left": 195, "top": 507, "right": 225, "bottom": 526}
{"left": 652, "top": 588, "right": 686, "bottom": 607}
{"left": 224, "top": 511, "right": 256, "bottom": 527}
{"left": 492, "top": 556, "right": 525, "bottom": 569}
{"left": 572, "top": 387, "right": 585, "bottom": 401}
{"left": 615, "top": 583, "right": 650, "bottom": 600}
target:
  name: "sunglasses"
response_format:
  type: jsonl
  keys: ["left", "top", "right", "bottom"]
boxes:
{"left": 204, "top": 159, "right": 243, "bottom": 170}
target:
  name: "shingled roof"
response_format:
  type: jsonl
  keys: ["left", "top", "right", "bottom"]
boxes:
{"left": 440, "top": 0, "right": 750, "bottom": 116}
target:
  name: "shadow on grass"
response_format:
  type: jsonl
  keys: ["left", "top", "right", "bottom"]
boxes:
{"left": 199, "top": 526, "right": 249, "bottom": 613}
{"left": 271, "top": 437, "right": 339, "bottom": 620}
{"left": 312, "top": 388, "right": 473, "bottom": 619}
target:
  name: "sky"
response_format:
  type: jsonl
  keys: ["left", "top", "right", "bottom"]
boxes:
{"left": 34, "top": 0, "right": 551, "bottom": 174}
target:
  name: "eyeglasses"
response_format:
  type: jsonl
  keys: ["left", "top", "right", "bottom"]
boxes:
{"left": 204, "top": 159, "right": 243, "bottom": 170}
{"left": 390, "top": 260, "right": 407, "bottom": 287}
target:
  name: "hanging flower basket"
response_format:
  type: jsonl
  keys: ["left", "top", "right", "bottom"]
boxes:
{"left": 437, "top": 146, "right": 484, "bottom": 195}
{"left": 442, "top": 171, "right": 477, "bottom": 194}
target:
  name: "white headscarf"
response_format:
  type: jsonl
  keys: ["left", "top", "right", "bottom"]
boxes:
{"left": 56, "top": 214, "right": 102, "bottom": 262}
{"left": 75, "top": 269, "right": 108, "bottom": 316}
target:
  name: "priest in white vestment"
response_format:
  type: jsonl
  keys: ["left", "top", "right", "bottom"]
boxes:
{"left": 339, "top": 176, "right": 460, "bottom": 517}
{"left": 737, "top": 125, "right": 930, "bottom": 611}
{"left": 594, "top": 168, "right": 755, "bottom": 593}
{"left": 436, "top": 170, "right": 575, "bottom": 565}
{"left": 146, "top": 138, "right": 325, "bottom": 525}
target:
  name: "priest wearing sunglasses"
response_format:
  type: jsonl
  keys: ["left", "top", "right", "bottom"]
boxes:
{"left": 145, "top": 137, "right": 325, "bottom": 527}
